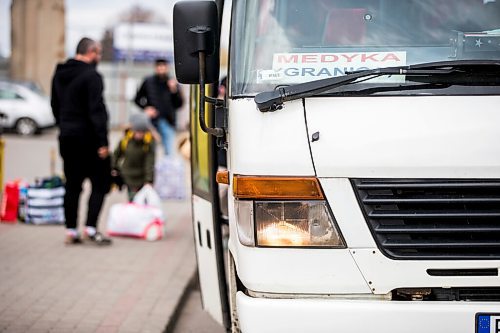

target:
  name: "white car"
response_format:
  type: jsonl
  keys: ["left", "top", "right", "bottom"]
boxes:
{"left": 0, "top": 81, "right": 55, "bottom": 135}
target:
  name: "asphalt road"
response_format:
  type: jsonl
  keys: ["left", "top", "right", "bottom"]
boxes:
{"left": 3, "top": 128, "right": 63, "bottom": 184}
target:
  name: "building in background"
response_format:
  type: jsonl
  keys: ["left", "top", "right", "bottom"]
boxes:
{"left": 113, "top": 23, "right": 173, "bottom": 63}
{"left": 0, "top": 56, "right": 8, "bottom": 80}
{"left": 100, "top": 5, "right": 173, "bottom": 63}
{"left": 10, "top": 0, "right": 65, "bottom": 94}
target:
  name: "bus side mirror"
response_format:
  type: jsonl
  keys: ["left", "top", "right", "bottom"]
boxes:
{"left": 173, "top": 1, "right": 220, "bottom": 84}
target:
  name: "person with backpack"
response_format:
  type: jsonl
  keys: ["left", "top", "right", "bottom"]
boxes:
{"left": 112, "top": 113, "right": 156, "bottom": 201}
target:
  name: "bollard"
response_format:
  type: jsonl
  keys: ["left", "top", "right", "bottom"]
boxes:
{"left": 50, "top": 147, "right": 56, "bottom": 176}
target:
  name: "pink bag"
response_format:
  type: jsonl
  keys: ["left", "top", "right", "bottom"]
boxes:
{"left": 107, "top": 203, "right": 165, "bottom": 241}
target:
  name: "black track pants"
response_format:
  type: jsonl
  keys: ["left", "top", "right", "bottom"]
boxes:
{"left": 59, "top": 136, "right": 111, "bottom": 229}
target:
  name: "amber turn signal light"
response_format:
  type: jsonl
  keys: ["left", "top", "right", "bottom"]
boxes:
{"left": 233, "top": 176, "right": 324, "bottom": 200}
{"left": 216, "top": 170, "right": 229, "bottom": 185}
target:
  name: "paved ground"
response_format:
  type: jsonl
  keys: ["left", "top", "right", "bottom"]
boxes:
{"left": 0, "top": 199, "right": 195, "bottom": 333}
{"left": 171, "top": 288, "right": 224, "bottom": 333}
{"left": 0, "top": 131, "right": 198, "bottom": 332}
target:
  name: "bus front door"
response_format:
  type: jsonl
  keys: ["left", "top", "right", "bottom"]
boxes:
{"left": 189, "top": 85, "right": 229, "bottom": 328}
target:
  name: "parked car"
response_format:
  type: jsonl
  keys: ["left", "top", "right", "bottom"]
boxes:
{"left": 0, "top": 81, "right": 55, "bottom": 135}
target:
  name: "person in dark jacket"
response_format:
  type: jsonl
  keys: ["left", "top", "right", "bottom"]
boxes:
{"left": 51, "top": 37, "right": 112, "bottom": 246}
{"left": 134, "top": 58, "right": 182, "bottom": 155}
{"left": 112, "top": 113, "right": 156, "bottom": 201}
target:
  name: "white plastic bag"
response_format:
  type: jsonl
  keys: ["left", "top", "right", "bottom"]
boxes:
{"left": 154, "top": 156, "right": 186, "bottom": 200}
{"left": 133, "top": 184, "right": 162, "bottom": 208}
{"left": 107, "top": 203, "right": 165, "bottom": 241}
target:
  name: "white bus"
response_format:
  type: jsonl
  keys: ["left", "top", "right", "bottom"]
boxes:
{"left": 172, "top": 1, "right": 500, "bottom": 332}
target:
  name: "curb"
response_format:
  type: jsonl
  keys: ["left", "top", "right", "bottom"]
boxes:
{"left": 164, "top": 269, "right": 199, "bottom": 333}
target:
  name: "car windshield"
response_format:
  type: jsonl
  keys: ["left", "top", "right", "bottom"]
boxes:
{"left": 231, "top": 0, "right": 500, "bottom": 96}
{"left": 19, "top": 82, "right": 46, "bottom": 97}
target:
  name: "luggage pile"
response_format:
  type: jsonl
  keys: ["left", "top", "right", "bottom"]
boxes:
{"left": 1, "top": 177, "right": 65, "bottom": 224}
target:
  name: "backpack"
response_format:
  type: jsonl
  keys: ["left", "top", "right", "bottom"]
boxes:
{"left": 120, "top": 129, "right": 153, "bottom": 153}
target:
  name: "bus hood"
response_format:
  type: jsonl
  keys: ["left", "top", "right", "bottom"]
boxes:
{"left": 305, "top": 96, "right": 500, "bottom": 178}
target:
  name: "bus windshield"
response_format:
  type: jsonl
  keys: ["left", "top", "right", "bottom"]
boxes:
{"left": 231, "top": 0, "right": 500, "bottom": 96}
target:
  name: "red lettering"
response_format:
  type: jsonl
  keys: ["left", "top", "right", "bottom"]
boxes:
{"left": 381, "top": 53, "right": 401, "bottom": 62}
{"left": 361, "top": 53, "right": 379, "bottom": 62}
{"left": 341, "top": 54, "right": 358, "bottom": 62}
{"left": 302, "top": 54, "right": 317, "bottom": 63}
{"left": 321, "top": 54, "right": 339, "bottom": 62}
{"left": 277, "top": 54, "right": 298, "bottom": 64}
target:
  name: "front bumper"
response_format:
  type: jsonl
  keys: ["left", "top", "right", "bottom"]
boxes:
{"left": 237, "top": 291, "right": 500, "bottom": 333}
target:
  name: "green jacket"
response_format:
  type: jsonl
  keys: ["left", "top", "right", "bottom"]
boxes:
{"left": 113, "top": 131, "right": 155, "bottom": 189}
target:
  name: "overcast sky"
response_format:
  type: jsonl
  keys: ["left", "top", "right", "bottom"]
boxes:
{"left": 0, "top": 0, "right": 180, "bottom": 57}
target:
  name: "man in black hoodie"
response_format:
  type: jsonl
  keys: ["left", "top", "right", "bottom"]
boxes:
{"left": 134, "top": 58, "right": 182, "bottom": 155}
{"left": 51, "top": 37, "right": 112, "bottom": 245}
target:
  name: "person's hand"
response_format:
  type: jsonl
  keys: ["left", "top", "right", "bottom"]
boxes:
{"left": 98, "top": 146, "right": 109, "bottom": 159}
{"left": 145, "top": 106, "right": 158, "bottom": 118}
{"left": 167, "top": 79, "right": 178, "bottom": 93}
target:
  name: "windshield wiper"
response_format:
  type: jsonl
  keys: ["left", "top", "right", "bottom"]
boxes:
{"left": 323, "top": 82, "right": 452, "bottom": 96}
{"left": 254, "top": 60, "right": 500, "bottom": 112}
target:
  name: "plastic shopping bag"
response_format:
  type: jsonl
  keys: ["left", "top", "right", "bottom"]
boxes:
{"left": 25, "top": 185, "right": 65, "bottom": 225}
{"left": 154, "top": 156, "right": 186, "bottom": 200}
{"left": 133, "top": 184, "right": 162, "bottom": 208}
{"left": 1, "top": 181, "right": 20, "bottom": 222}
{"left": 107, "top": 203, "right": 165, "bottom": 241}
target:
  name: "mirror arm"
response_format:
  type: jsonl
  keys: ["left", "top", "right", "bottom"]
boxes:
{"left": 205, "top": 96, "right": 225, "bottom": 107}
{"left": 198, "top": 51, "right": 224, "bottom": 138}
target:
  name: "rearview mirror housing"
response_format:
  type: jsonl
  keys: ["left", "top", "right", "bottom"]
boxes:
{"left": 173, "top": 1, "right": 220, "bottom": 84}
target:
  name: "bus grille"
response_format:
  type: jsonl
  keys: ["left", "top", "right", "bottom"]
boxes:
{"left": 352, "top": 179, "right": 500, "bottom": 259}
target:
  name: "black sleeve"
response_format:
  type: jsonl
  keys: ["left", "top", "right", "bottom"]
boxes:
{"left": 87, "top": 72, "right": 109, "bottom": 148}
{"left": 112, "top": 141, "right": 122, "bottom": 170}
{"left": 134, "top": 79, "right": 149, "bottom": 109}
{"left": 171, "top": 87, "right": 183, "bottom": 109}
{"left": 50, "top": 71, "right": 60, "bottom": 125}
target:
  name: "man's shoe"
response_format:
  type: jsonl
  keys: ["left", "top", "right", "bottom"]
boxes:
{"left": 84, "top": 232, "right": 112, "bottom": 246}
{"left": 65, "top": 234, "right": 82, "bottom": 245}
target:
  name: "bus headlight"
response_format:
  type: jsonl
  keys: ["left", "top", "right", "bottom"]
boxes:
{"left": 234, "top": 176, "right": 345, "bottom": 248}
{"left": 235, "top": 200, "right": 345, "bottom": 248}
{"left": 256, "top": 201, "right": 344, "bottom": 247}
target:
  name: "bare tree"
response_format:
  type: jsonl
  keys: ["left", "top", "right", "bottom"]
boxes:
{"left": 100, "top": 29, "right": 114, "bottom": 62}
{"left": 118, "top": 5, "right": 166, "bottom": 24}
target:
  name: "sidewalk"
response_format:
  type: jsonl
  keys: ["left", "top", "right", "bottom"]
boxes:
{"left": 0, "top": 194, "right": 196, "bottom": 333}
{"left": 0, "top": 131, "right": 197, "bottom": 333}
